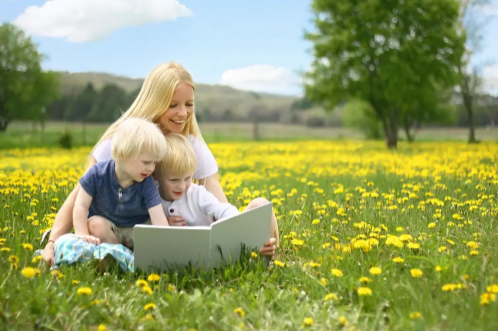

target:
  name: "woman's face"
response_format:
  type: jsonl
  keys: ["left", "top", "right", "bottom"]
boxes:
{"left": 156, "top": 83, "right": 195, "bottom": 134}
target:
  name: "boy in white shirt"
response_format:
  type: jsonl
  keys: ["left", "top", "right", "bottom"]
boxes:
{"left": 154, "top": 134, "right": 241, "bottom": 226}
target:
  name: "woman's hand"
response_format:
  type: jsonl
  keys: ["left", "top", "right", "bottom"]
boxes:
{"left": 76, "top": 234, "right": 101, "bottom": 245}
{"left": 168, "top": 215, "right": 186, "bottom": 226}
{"left": 42, "top": 242, "right": 55, "bottom": 266}
{"left": 259, "top": 237, "right": 277, "bottom": 258}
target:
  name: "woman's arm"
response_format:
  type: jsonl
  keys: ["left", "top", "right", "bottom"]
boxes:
{"left": 201, "top": 172, "right": 228, "bottom": 203}
{"left": 42, "top": 157, "right": 97, "bottom": 265}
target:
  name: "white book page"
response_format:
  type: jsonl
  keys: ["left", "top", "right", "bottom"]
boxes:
{"left": 134, "top": 225, "right": 211, "bottom": 271}
{"left": 209, "top": 202, "right": 273, "bottom": 267}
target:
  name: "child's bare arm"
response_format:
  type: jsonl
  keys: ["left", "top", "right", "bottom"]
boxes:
{"left": 148, "top": 204, "right": 170, "bottom": 226}
{"left": 73, "top": 187, "right": 100, "bottom": 244}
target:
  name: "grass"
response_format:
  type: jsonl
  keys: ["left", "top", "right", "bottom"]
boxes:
{"left": 1, "top": 121, "right": 498, "bottom": 150}
{"left": 1, "top": 140, "right": 498, "bottom": 330}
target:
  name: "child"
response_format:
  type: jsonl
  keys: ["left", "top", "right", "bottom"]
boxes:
{"left": 154, "top": 134, "right": 241, "bottom": 226}
{"left": 73, "top": 117, "right": 170, "bottom": 250}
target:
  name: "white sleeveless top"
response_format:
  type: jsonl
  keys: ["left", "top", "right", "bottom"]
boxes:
{"left": 92, "top": 135, "right": 218, "bottom": 180}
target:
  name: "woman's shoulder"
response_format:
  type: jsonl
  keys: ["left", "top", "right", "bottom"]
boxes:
{"left": 92, "top": 138, "right": 113, "bottom": 163}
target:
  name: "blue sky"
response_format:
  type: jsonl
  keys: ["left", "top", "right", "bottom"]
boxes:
{"left": 1, "top": 0, "right": 497, "bottom": 96}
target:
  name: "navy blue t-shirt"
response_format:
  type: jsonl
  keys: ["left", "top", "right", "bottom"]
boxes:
{"left": 79, "top": 159, "right": 162, "bottom": 227}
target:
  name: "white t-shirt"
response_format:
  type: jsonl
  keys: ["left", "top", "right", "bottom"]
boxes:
{"left": 92, "top": 135, "right": 218, "bottom": 180}
{"left": 161, "top": 183, "right": 240, "bottom": 226}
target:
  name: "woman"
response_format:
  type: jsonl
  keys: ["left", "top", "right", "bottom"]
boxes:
{"left": 42, "top": 62, "right": 279, "bottom": 266}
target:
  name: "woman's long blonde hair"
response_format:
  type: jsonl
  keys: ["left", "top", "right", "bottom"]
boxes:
{"left": 90, "top": 62, "right": 204, "bottom": 163}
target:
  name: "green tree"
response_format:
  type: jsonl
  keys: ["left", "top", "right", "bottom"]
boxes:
{"left": 0, "top": 23, "right": 60, "bottom": 132}
{"left": 304, "top": 0, "right": 466, "bottom": 148}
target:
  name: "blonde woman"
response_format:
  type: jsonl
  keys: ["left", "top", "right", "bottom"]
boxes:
{"left": 41, "top": 62, "right": 279, "bottom": 266}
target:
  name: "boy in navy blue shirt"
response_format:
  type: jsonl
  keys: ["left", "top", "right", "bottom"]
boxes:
{"left": 73, "top": 118, "right": 170, "bottom": 249}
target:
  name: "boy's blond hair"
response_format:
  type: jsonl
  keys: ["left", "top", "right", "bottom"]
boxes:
{"left": 155, "top": 134, "right": 197, "bottom": 177}
{"left": 111, "top": 118, "right": 167, "bottom": 161}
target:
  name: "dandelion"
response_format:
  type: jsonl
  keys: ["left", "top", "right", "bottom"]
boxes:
{"left": 234, "top": 308, "right": 245, "bottom": 318}
{"left": 480, "top": 293, "right": 496, "bottom": 306}
{"left": 331, "top": 269, "right": 343, "bottom": 277}
{"left": 357, "top": 287, "right": 372, "bottom": 296}
{"left": 320, "top": 278, "right": 327, "bottom": 286}
{"left": 359, "top": 277, "right": 372, "bottom": 283}
{"left": 324, "top": 293, "right": 338, "bottom": 301}
{"left": 312, "top": 219, "right": 320, "bottom": 225}
{"left": 22, "top": 243, "right": 33, "bottom": 251}
{"left": 410, "top": 312, "right": 422, "bottom": 319}
{"left": 32, "top": 256, "right": 42, "bottom": 263}
{"left": 144, "top": 303, "right": 156, "bottom": 311}
{"left": 442, "top": 284, "right": 457, "bottom": 292}
{"left": 274, "top": 260, "right": 285, "bottom": 267}
{"left": 251, "top": 252, "right": 258, "bottom": 258}
{"left": 72, "top": 280, "right": 80, "bottom": 285}
{"left": 97, "top": 325, "right": 107, "bottom": 331}
{"left": 21, "top": 267, "right": 38, "bottom": 279}
{"left": 303, "top": 317, "right": 314, "bottom": 326}
{"left": 339, "top": 316, "right": 348, "bottom": 325}
{"left": 142, "top": 286, "right": 153, "bottom": 295}
{"left": 369, "top": 267, "right": 382, "bottom": 275}
{"left": 136, "top": 280, "right": 148, "bottom": 287}
{"left": 428, "top": 222, "right": 436, "bottom": 229}
{"left": 77, "top": 287, "right": 93, "bottom": 295}
{"left": 148, "top": 273, "right": 160, "bottom": 282}
{"left": 392, "top": 257, "right": 404, "bottom": 263}
{"left": 435, "top": 266, "right": 442, "bottom": 272}
{"left": 486, "top": 284, "right": 498, "bottom": 293}
{"left": 410, "top": 269, "right": 423, "bottom": 278}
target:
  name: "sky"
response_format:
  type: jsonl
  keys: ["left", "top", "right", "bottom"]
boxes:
{"left": 1, "top": 0, "right": 497, "bottom": 96}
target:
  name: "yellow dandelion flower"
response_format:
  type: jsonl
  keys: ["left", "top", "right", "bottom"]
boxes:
{"left": 435, "top": 266, "right": 442, "bottom": 272}
{"left": 77, "top": 287, "right": 93, "bottom": 295}
{"left": 142, "top": 286, "right": 153, "bottom": 295}
{"left": 407, "top": 242, "right": 421, "bottom": 250}
{"left": 1, "top": 247, "right": 11, "bottom": 252}
{"left": 303, "top": 317, "right": 314, "bottom": 326}
{"left": 470, "top": 250, "right": 479, "bottom": 256}
{"left": 147, "top": 273, "right": 160, "bottom": 282}
{"left": 480, "top": 293, "right": 496, "bottom": 306}
{"left": 339, "top": 316, "right": 348, "bottom": 325}
{"left": 442, "top": 284, "right": 457, "bottom": 292}
{"left": 251, "top": 252, "right": 258, "bottom": 258}
{"left": 324, "top": 293, "right": 338, "bottom": 301}
{"left": 144, "top": 303, "right": 156, "bottom": 311}
{"left": 21, "top": 267, "right": 37, "bottom": 279}
{"left": 312, "top": 219, "right": 320, "bottom": 225}
{"left": 234, "top": 308, "right": 245, "bottom": 318}
{"left": 32, "top": 256, "right": 42, "bottom": 263}
{"left": 428, "top": 222, "right": 436, "bottom": 229}
{"left": 486, "top": 284, "right": 498, "bottom": 293}
{"left": 331, "top": 269, "right": 343, "bottom": 277}
{"left": 22, "top": 243, "right": 33, "bottom": 251}
{"left": 320, "top": 278, "right": 327, "bottom": 286}
{"left": 167, "top": 284, "right": 175, "bottom": 291}
{"left": 136, "top": 280, "right": 148, "bottom": 287}
{"left": 410, "top": 269, "right": 423, "bottom": 278}
{"left": 97, "top": 325, "right": 107, "bottom": 331}
{"left": 274, "top": 260, "right": 285, "bottom": 267}
{"left": 392, "top": 257, "right": 404, "bottom": 263}
{"left": 141, "top": 314, "right": 155, "bottom": 321}
{"left": 369, "top": 267, "right": 382, "bottom": 275}
{"left": 409, "top": 312, "right": 422, "bottom": 319}
{"left": 359, "top": 277, "right": 372, "bottom": 283}
{"left": 357, "top": 287, "right": 372, "bottom": 296}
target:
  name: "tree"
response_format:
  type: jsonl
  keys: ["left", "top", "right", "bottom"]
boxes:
{"left": 304, "top": 0, "right": 466, "bottom": 148}
{"left": 0, "top": 23, "right": 60, "bottom": 132}
{"left": 457, "top": 0, "right": 491, "bottom": 143}
{"left": 342, "top": 99, "right": 383, "bottom": 139}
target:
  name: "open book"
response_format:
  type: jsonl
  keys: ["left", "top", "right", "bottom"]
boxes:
{"left": 133, "top": 202, "right": 273, "bottom": 272}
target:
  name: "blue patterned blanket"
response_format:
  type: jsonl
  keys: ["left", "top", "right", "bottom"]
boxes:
{"left": 36, "top": 232, "right": 135, "bottom": 272}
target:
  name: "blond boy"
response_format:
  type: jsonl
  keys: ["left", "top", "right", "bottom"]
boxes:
{"left": 73, "top": 118, "right": 169, "bottom": 249}
{"left": 154, "top": 134, "right": 240, "bottom": 226}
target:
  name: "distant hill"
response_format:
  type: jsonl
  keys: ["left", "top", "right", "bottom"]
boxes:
{"left": 57, "top": 71, "right": 301, "bottom": 122}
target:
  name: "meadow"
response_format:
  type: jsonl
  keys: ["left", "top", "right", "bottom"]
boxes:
{"left": 0, "top": 140, "right": 498, "bottom": 330}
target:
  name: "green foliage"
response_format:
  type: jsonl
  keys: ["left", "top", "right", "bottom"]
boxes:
{"left": 0, "top": 23, "right": 61, "bottom": 131}
{"left": 304, "top": 0, "right": 467, "bottom": 148}
{"left": 342, "top": 99, "right": 383, "bottom": 139}
{"left": 58, "top": 130, "right": 73, "bottom": 149}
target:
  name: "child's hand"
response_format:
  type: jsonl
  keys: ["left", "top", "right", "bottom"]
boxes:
{"left": 76, "top": 234, "right": 101, "bottom": 245}
{"left": 168, "top": 216, "right": 186, "bottom": 226}
{"left": 259, "top": 237, "right": 277, "bottom": 257}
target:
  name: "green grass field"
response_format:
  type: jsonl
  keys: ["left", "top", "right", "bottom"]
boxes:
{"left": 1, "top": 121, "right": 497, "bottom": 150}
{"left": 1, "top": 140, "right": 497, "bottom": 330}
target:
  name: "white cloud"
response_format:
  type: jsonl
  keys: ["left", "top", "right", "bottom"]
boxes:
{"left": 220, "top": 65, "right": 303, "bottom": 96}
{"left": 12, "top": 0, "right": 192, "bottom": 43}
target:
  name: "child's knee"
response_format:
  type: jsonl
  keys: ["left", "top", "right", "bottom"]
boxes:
{"left": 88, "top": 216, "right": 112, "bottom": 238}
